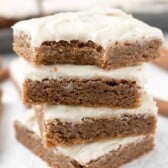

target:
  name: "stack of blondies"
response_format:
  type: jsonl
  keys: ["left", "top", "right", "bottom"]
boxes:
{"left": 10, "top": 8, "right": 163, "bottom": 168}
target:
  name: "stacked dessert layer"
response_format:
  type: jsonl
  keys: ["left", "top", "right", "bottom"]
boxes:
{"left": 13, "top": 8, "right": 162, "bottom": 69}
{"left": 10, "top": 58, "right": 157, "bottom": 147}
{"left": 11, "top": 8, "right": 163, "bottom": 168}
{"left": 11, "top": 58, "right": 143, "bottom": 108}
{"left": 14, "top": 111, "right": 154, "bottom": 168}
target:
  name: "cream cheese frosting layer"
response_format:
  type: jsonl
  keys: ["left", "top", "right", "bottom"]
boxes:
{"left": 22, "top": 112, "right": 148, "bottom": 166}
{"left": 12, "top": 7, "right": 163, "bottom": 47}
{"left": 40, "top": 93, "right": 157, "bottom": 122}
{"left": 24, "top": 109, "right": 41, "bottom": 136}
{"left": 9, "top": 58, "right": 145, "bottom": 84}
{"left": 9, "top": 58, "right": 25, "bottom": 90}
{"left": 56, "top": 135, "right": 147, "bottom": 165}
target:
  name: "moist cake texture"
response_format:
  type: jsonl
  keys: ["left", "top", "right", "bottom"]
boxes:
{"left": 24, "top": 78, "right": 141, "bottom": 107}
{"left": 13, "top": 8, "right": 163, "bottom": 68}
{"left": 14, "top": 114, "right": 154, "bottom": 168}
{"left": 10, "top": 58, "right": 144, "bottom": 107}
{"left": 35, "top": 93, "right": 157, "bottom": 147}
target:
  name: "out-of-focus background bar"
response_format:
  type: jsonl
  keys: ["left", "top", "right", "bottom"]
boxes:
{"left": 0, "top": 0, "right": 168, "bottom": 53}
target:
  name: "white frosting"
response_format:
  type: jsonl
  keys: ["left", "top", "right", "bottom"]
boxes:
{"left": 21, "top": 108, "right": 41, "bottom": 136}
{"left": 20, "top": 112, "right": 148, "bottom": 166}
{"left": 56, "top": 135, "right": 146, "bottom": 165}
{"left": 9, "top": 58, "right": 145, "bottom": 85}
{"left": 0, "top": 0, "right": 39, "bottom": 19}
{"left": 12, "top": 7, "right": 163, "bottom": 48}
{"left": 41, "top": 93, "right": 157, "bottom": 122}
{"left": 26, "top": 110, "right": 40, "bottom": 136}
{"left": 9, "top": 58, "right": 25, "bottom": 90}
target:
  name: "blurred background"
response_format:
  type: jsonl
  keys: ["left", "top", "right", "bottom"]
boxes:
{"left": 0, "top": 1, "right": 168, "bottom": 168}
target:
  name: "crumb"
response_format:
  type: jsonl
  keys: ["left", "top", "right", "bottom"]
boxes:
{"left": 52, "top": 66, "right": 57, "bottom": 72}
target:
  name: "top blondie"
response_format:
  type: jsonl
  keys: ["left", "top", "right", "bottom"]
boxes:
{"left": 13, "top": 8, "right": 163, "bottom": 69}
